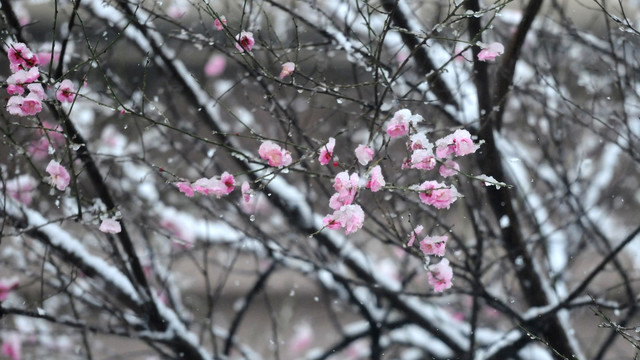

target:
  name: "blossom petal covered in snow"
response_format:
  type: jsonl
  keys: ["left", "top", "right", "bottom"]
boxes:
{"left": 366, "top": 165, "right": 385, "bottom": 192}
{"left": 418, "top": 180, "right": 460, "bottom": 209}
{"left": 477, "top": 42, "right": 504, "bottom": 62}
{"left": 279, "top": 62, "right": 295, "bottom": 79}
{"left": 325, "top": 204, "right": 365, "bottom": 235}
{"left": 99, "top": 218, "right": 122, "bottom": 234}
{"left": 45, "top": 160, "right": 70, "bottom": 191}
{"left": 258, "top": 140, "right": 292, "bottom": 167}
{"left": 435, "top": 129, "right": 478, "bottom": 158}
{"left": 354, "top": 144, "right": 374, "bottom": 165}
{"left": 56, "top": 79, "right": 76, "bottom": 103}
{"left": 419, "top": 235, "right": 448, "bottom": 257}
{"left": 427, "top": 258, "right": 453, "bottom": 292}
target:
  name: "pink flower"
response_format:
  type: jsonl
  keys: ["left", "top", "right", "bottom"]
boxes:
{"left": 6, "top": 96, "right": 25, "bottom": 116}
{"left": 192, "top": 172, "right": 235, "bottom": 198}
{"left": 419, "top": 235, "right": 448, "bottom": 257}
{"left": 418, "top": 180, "right": 460, "bottom": 209}
{"left": 288, "top": 323, "right": 313, "bottom": 356}
{"left": 7, "top": 84, "right": 24, "bottom": 95}
{"left": 329, "top": 171, "right": 359, "bottom": 209}
{"left": 327, "top": 204, "right": 365, "bottom": 235}
{"left": 435, "top": 129, "right": 477, "bottom": 158}
{"left": 258, "top": 140, "right": 292, "bottom": 167}
{"left": 176, "top": 181, "right": 194, "bottom": 197}
{"left": 3, "top": 175, "right": 38, "bottom": 205}
{"left": 167, "top": 0, "right": 189, "bottom": 18}
{"left": 27, "top": 83, "right": 46, "bottom": 101}
{"left": 37, "top": 51, "right": 60, "bottom": 65}
{"left": 409, "top": 132, "right": 431, "bottom": 151}
{"left": 0, "top": 278, "right": 19, "bottom": 301}
{"left": 204, "top": 55, "right": 226, "bottom": 77}
{"left": 27, "top": 138, "right": 50, "bottom": 161}
{"left": 45, "top": 159, "right": 70, "bottom": 191}
{"left": 410, "top": 148, "right": 436, "bottom": 170}
{"left": 7, "top": 67, "right": 40, "bottom": 85}
{"left": 241, "top": 181, "right": 253, "bottom": 203}
{"left": 427, "top": 258, "right": 453, "bottom": 292}
{"left": 407, "top": 225, "right": 423, "bottom": 247}
{"left": 318, "top": 137, "right": 335, "bottom": 165}
{"left": 99, "top": 218, "right": 122, "bottom": 234}
{"left": 477, "top": 42, "right": 504, "bottom": 62}
{"left": 354, "top": 144, "right": 374, "bottom": 165}
{"left": 214, "top": 16, "right": 227, "bottom": 31}
{"left": 220, "top": 172, "right": 236, "bottom": 195}
{"left": 366, "top": 165, "right": 385, "bottom": 192}
{"left": 1, "top": 333, "right": 22, "bottom": 360}
{"left": 322, "top": 214, "right": 342, "bottom": 230}
{"left": 386, "top": 109, "right": 423, "bottom": 138}
{"left": 279, "top": 62, "right": 295, "bottom": 79}
{"left": 235, "top": 31, "right": 255, "bottom": 53}
{"left": 7, "top": 42, "right": 39, "bottom": 72}
{"left": 56, "top": 79, "right": 76, "bottom": 103}
{"left": 20, "top": 93, "right": 43, "bottom": 116}
{"left": 439, "top": 160, "right": 460, "bottom": 178}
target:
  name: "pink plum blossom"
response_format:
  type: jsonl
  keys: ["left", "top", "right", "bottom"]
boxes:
{"left": 3, "top": 175, "right": 38, "bottom": 205}
{"left": 99, "top": 218, "right": 122, "bottom": 234}
{"left": 279, "top": 62, "right": 295, "bottom": 79}
{"left": 258, "top": 140, "right": 292, "bottom": 167}
{"left": 214, "top": 16, "right": 227, "bottom": 30}
{"left": 427, "top": 258, "right": 453, "bottom": 292}
{"left": 318, "top": 137, "right": 335, "bottom": 165}
{"left": 325, "top": 204, "right": 365, "bottom": 235}
{"left": 27, "top": 83, "right": 46, "bottom": 101}
{"left": 192, "top": 172, "right": 235, "bottom": 198}
{"left": 410, "top": 148, "right": 437, "bottom": 170}
{"left": 20, "top": 93, "right": 43, "bottom": 116}
{"left": 354, "top": 144, "right": 374, "bottom": 165}
{"left": 27, "top": 138, "right": 50, "bottom": 161}
{"left": 408, "top": 225, "right": 423, "bottom": 247}
{"left": 418, "top": 180, "right": 460, "bottom": 209}
{"left": 439, "top": 160, "right": 460, "bottom": 178}
{"left": 235, "top": 31, "right": 255, "bottom": 53}
{"left": 1, "top": 333, "right": 21, "bottom": 360}
{"left": 241, "top": 181, "right": 253, "bottom": 203}
{"left": 386, "top": 109, "right": 423, "bottom": 138}
{"left": 435, "top": 129, "right": 478, "bottom": 158}
{"left": 45, "top": 160, "right": 70, "bottom": 191}
{"left": 7, "top": 84, "right": 24, "bottom": 96}
{"left": 366, "top": 165, "right": 385, "bottom": 192}
{"left": 7, "top": 42, "right": 39, "bottom": 72}
{"left": 409, "top": 132, "right": 431, "bottom": 151}
{"left": 0, "top": 278, "right": 19, "bottom": 301}
{"left": 330, "top": 171, "right": 359, "bottom": 210}
{"left": 56, "top": 79, "right": 76, "bottom": 103}
{"left": 176, "top": 181, "right": 194, "bottom": 197}
{"left": 288, "top": 323, "right": 313, "bottom": 356}
{"left": 7, "top": 67, "right": 40, "bottom": 85}
{"left": 37, "top": 51, "right": 60, "bottom": 66}
{"left": 419, "top": 235, "right": 448, "bottom": 257}
{"left": 204, "top": 55, "right": 226, "bottom": 77}
{"left": 477, "top": 42, "right": 504, "bottom": 62}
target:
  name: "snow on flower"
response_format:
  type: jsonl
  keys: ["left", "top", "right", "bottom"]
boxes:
{"left": 366, "top": 165, "right": 385, "bottom": 192}
{"left": 0, "top": 278, "right": 19, "bottom": 301}
{"left": 439, "top": 160, "right": 460, "bottom": 178}
{"left": 176, "top": 181, "right": 194, "bottom": 197}
{"left": 192, "top": 172, "right": 235, "bottom": 198}
{"left": 419, "top": 235, "right": 448, "bottom": 257}
{"left": 56, "top": 79, "right": 76, "bottom": 103}
{"left": 386, "top": 109, "right": 411, "bottom": 138}
{"left": 409, "top": 132, "right": 431, "bottom": 151}
{"left": 7, "top": 67, "right": 40, "bottom": 87}
{"left": 258, "top": 140, "right": 292, "bottom": 167}
{"left": 410, "top": 148, "right": 437, "bottom": 170}
{"left": 324, "top": 204, "right": 365, "bottom": 235}
{"left": 477, "top": 42, "right": 504, "bottom": 62}
{"left": 330, "top": 171, "right": 359, "bottom": 210}
{"left": 2, "top": 175, "right": 38, "bottom": 205}
{"left": 427, "top": 258, "right": 453, "bottom": 292}
{"left": 318, "top": 137, "right": 335, "bottom": 165}
{"left": 99, "top": 218, "right": 122, "bottom": 234}
{"left": 279, "top": 62, "right": 295, "bottom": 79}
{"left": 7, "top": 42, "right": 39, "bottom": 72}
{"left": 235, "top": 31, "right": 255, "bottom": 53}
{"left": 1, "top": 332, "right": 22, "bottom": 360}
{"left": 418, "top": 180, "right": 461, "bottom": 209}
{"left": 27, "top": 83, "right": 46, "bottom": 101}
{"left": 354, "top": 144, "right": 374, "bottom": 165}
{"left": 435, "top": 129, "right": 478, "bottom": 158}
{"left": 214, "top": 16, "right": 227, "bottom": 31}
{"left": 45, "top": 160, "right": 70, "bottom": 191}
{"left": 407, "top": 225, "right": 423, "bottom": 247}
{"left": 241, "top": 181, "right": 253, "bottom": 203}
{"left": 204, "top": 54, "right": 226, "bottom": 77}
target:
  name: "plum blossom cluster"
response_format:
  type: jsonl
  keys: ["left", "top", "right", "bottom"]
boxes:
{"left": 258, "top": 140, "right": 292, "bottom": 167}
{"left": 407, "top": 225, "right": 453, "bottom": 292}
{"left": 176, "top": 172, "right": 235, "bottom": 198}
{"left": 6, "top": 42, "right": 43, "bottom": 117}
